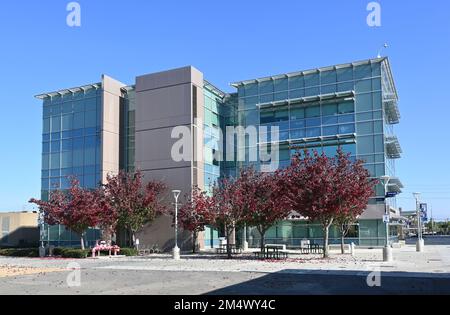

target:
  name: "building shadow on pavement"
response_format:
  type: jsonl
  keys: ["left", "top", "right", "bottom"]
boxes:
{"left": 204, "top": 269, "right": 450, "bottom": 295}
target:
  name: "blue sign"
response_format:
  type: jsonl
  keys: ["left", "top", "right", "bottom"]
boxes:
{"left": 420, "top": 203, "right": 428, "bottom": 222}
{"left": 385, "top": 192, "right": 397, "bottom": 198}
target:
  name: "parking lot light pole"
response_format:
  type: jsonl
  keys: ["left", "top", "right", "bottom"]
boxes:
{"left": 413, "top": 192, "right": 424, "bottom": 252}
{"left": 380, "top": 176, "right": 393, "bottom": 262}
{"left": 172, "top": 190, "right": 181, "bottom": 260}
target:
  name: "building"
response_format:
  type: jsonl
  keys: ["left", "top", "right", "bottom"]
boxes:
{"left": 35, "top": 57, "right": 402, "bottom": 249}
{"left": 0, "top": 212, "right": 39, "bottom": 247}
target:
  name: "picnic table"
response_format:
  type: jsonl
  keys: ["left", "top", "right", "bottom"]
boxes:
{"left": 254, "top": 245, "right": 289, "bottom": 260}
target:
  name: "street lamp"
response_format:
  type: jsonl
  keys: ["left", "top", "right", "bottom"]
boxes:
{"left": 380, "top": 175, "right": 393, "bottom": 262}
{"left": 172, "top": 190, "right": 181, "bottom": 260}
{"left": 413, "top": 192, "right": 424, "bottom": 252}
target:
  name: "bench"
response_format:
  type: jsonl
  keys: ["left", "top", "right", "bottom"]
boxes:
{"left": 265, "top": 244, "right": 287, "bottom": 251}
{"left": 216, "top": 244, "right": 242, "bottom": 255}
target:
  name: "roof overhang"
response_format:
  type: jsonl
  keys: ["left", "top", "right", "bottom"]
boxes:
{"left": 231, "top": 57, "right": 386, "bottom": 88}
{"left": 35, "top": 83, "right": 102, "bottom": 100}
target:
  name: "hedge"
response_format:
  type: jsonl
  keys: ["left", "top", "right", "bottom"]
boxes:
{"left": 0, "top": 248, "right": 39, "bottom": 257}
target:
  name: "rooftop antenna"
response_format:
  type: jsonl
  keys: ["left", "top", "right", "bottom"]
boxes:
{"left": 377, "top": 43, "right": 389, "bottom": 58}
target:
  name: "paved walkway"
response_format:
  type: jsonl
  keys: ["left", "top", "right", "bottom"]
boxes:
{"left": 0, "top": 244, "right": 449, "bottom": 294}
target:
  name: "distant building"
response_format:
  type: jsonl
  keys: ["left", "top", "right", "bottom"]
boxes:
{"left": 0, "top": 212, "right": 39, "bottom": 247}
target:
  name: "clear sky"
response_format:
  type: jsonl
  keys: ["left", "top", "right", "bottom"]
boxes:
{"left": 0, "top": 0, "right": 449, "bottom": 220}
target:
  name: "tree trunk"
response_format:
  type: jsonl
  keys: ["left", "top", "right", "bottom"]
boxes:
{"left": 80, "top": 235, "right": 85, "bottom": 250}
{"left": 340, "top": 232, "right": 345, "bottom": 255}
{"left": 258, "top": 227, "right": 266, "bottom": 253}
{"left": 323, "top": 221, "right": 333, "bottom": 259}
{"left": 226, "top": 228, "right": 232, "bottom": 259}
{"left": 192, "top": 231, "right": 198, "bottom": 254}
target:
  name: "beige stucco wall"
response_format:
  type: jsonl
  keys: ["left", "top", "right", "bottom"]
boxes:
{"left": 0, "top": 212, "right": 39, "bottom": 247}
{"left": 101, "top": 75, "right": 125, "bottom": 183}
{"left": 134, "top": 66, "right": 205, "bottom": 251}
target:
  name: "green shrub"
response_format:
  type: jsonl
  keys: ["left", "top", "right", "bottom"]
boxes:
{"left": 0, "top": 248, "right": 39, "bottom": 257}
{"left": 60, "top": 249, "right": 90, "bottom": 259}
{"left": 119, "top": 248, "right": 138, "bottom": 256}
{"left": 52, "top": 248, "right": 66, "bottom": 256}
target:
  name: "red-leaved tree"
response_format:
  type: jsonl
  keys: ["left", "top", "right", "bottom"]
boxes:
{"left": 333, "top": 149, "right": 377, "bottom": 254}
{"left": 30, "top": 178, "right": 104, "bottom": 250}
{"left": 178, "top": 187, "right": 214, "bottom": 253}
{"left": 103, "top": 170, "right": 167, "bottom": 247}
{"left": 239, "top": 167, "right": 291, "bottom": 253}
{"left": 284, "top": 150, "right": 339, "bottom": 258}
{"left": 211, "top": 177, "right": 246, "bottom": 259}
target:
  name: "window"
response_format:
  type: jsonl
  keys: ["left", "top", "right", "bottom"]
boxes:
{"left": 355, "top": 94, "right": 372, "bottom": 112}
{"left": 337, "top": 67, "right": 353, "bottom": 82}
{"left": 323, "top": 126, "right": 338, "bottom": 136}
{"left": 321, "top": 70, "right": 336, "bottom": 84}
{"left": 354, "top": 64, "right": 372, "bottom": 80}
{"left": 274, "top": 78, "right": 288, "bottom": 92}
{"left": 43, "top": 118, "right": 50, "bottom": 134}
{"left": 289, "top": 75, "right": 304, "bottom": 89}
{"left": 259, "top": 80, "right": 273, "bottom": 94}
{"left": 305, "top": 106, "right": 320, "bottom": 118}
{"left": 338, "top": 102, "right": 355, "bottom": 114}
{"left": 306, "top": 128, "right": 321, "bottom": 137}
{"left": 51, "top": 116, "right": 61, "bottom": 132}
{"left": 193, "top": 85, "right": 197, "bottom": 119}
{"left": 322, "top": 104, "right": 338, "bottom": 116}
{"left": 339, "top": 124, "right": 355, "bottom": 134}
{"left": 244, "top": 83, "right": 258, "bottom": 97}
{"left": 73, "top": 112, "right": 85, "bottom": 129}
{"left": 290, "top": 108, "right": 304, "bottom": 120}
{"left": 62, "top": 114, "right": 73, "bottom": 131}
{"left": 289, "top": 89, "right": 304, "bottom": 99}
{"left": 304, "top": 73, "right": 319, "bottom": 87}
{"left": 355, "top": 79, "right": 372, "bottom": 93}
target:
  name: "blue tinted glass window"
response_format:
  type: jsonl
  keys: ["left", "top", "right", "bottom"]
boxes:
{"left": 323, "top": 126, "right": 339, "bottom": 136}
{"left": 290, "top": 129, "right": 305, "bottom": 139}
{"left": 339, "top": 124, "right": 355, "bottom": 134}
{"left": 304, "top": 73, "right": 319, "bottom": 87}
{"left": 274, "top": 78, "right": 288, "bottom": 92}
{"left": 290, "top": 119, "right": 305, "bottom": 129}
{"left": 305, "top": 118, "right": 321, "bottom": 127}
{"left": 50, "top": 140, "right": 60, "bottom": 153}
{"left": 322, "top": 116, "right": 338, "bottom": 125}
{"left": 354, "top": 64, "right": 372, "bottom": 80}
{"left": 274, "top": 92, "right": 288, "bottom": 101}
{"left": 260, "top": 93, "right": 273, "bottom": 103}
{"left": 259, "top": 81, "right": 273, "bottom": 94}
{"left": 51, "top": 116, "right": 61, "bottom": 132}
{"left": 73, "top": 138, "right": 84, "bottom": 150}
{"left": 289, "top": 76, "right": 304, "bottom": 89}
{"left": 306, "top": 128, "right": 321, "bottom": 137}
{"left": 289, "top": 89, "right": 304, "bottom": 99}
{"left": 305, "top": 87, "right": 320, "bottom": 97}
{"left": 43, "top": 142, "right": 50, "bottom": 154}
{"left": 338, "top": 114, "right": 355, "bottom": 124}
{"left": 337, "top": 67, "right": 353, "bottom": 82}
{"left": 62, "top": 139, "right": 72, "bottom": 151}
{"left": 321, "top": 70, "right": 336, "bottom": 84}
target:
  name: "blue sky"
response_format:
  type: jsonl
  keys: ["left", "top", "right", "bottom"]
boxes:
{"left": 0, "top": 1, "right": 449, "bottom": 220}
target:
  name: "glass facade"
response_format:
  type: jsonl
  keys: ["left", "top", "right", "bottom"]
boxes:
{"left": 40, "top": 85, "right": 103, "bottom": 247}
{"left": 120, "top": 88, "right": 136, "bottom": 172}
{"left": 41, "top": 87, "right": 103, "bottom": 199}
{"left": 231, "top": 59, "right": 401, "bottom": 247}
